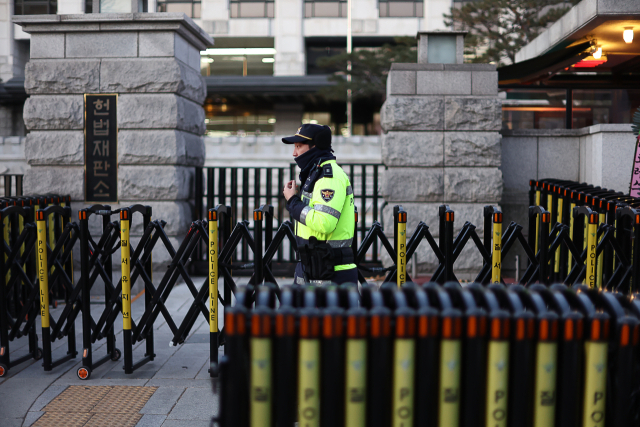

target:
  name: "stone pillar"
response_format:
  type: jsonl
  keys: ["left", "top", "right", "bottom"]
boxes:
{"left": 14, "top": 13, "right": 212, "bottom": 267}
{"left": 273, "top": 0, "right": 305, "bottom": 76}
{"left": 381, "top": 31, "right": 503, "bottom": 278}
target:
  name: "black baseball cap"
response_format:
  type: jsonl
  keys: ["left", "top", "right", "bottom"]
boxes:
{"left": 282, "top": 123, "right": 332, "bottom": 149}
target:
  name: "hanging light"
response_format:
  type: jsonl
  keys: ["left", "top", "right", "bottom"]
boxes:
{"left": 593, "top": 46, "right": 602, "bottom": 59}
{"left": 624, "top": 27, "right": 634, "bottom": 44}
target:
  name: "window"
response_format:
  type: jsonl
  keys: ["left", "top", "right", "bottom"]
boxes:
{"left": 379, "top": 0, "right": 423, "bottom": 18}
{"left": 305, "top": 0, "right": 347, "bottom": 18}
{"left": 501, "top": 89, "right": 566, "bottom": 130}
{"left": 157, "top": 0, "right": 201, "bottom": 18}
{"left": 230, "top": 0, "right": 274, "bottom": 18}
{"left": 14, "top": 0, "right": 57, "bottom": 14}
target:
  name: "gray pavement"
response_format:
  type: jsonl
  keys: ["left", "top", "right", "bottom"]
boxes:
{"left": 0, "top": 277, "right": 257, "bottom": 427}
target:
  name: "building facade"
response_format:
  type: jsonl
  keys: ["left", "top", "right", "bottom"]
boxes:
{"left": 0, "top": 0, "right": 454, "bottom": 141}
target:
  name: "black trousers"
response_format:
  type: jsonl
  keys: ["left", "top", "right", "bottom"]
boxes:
{"left": 294, "top": 262, "right": 358, "bottom": 286}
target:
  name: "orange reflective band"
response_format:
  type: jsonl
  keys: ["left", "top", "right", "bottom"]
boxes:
{"left": 254, "top": 211, "right": 263, "bottom": 221}
{"left": 591, "top": 319, "right": 601, "bottom": 341}
{"left": 300, "top": 316, "right": 310, "bottom": 338}
{"left": 252, "top": 315, "right": 261, "bottom": 336}
{"left": 445, "top": 212, "right": 455, "bottom": 222}
{"left": 491, "top": 318, "right": 501, "bottom": 339}
{"left": 397, "top": 212, "right": 407, "bottom": 223}
{"left": 542, "top": 213, "right": 550, "bottom": 223}
{"left": 120, "top": 210, "right": 128, "bottom": 220}
{"left": 431, "top": 316, "right": 439, "bottom": 337}
{"left": 36, "top": 211, "right": 44, "bottom": 221}
{"left": 636, "top": 214, "right": 640, "bottom": 225}
{"left": 442, "top": 317, "right": 453, "bottom": 338}
{"left": 493, "top": 212, "right": 503, "bottom": 223}
{"left": 262, "top": 315, "right": 271, "bottom": 336}
{"left": 371, "top": 315, "right": 381, "bottom": 337}
{"left": 467, "top": 316, "right": 477, "bottom": 338}
{"left": 516, "top": 318, "right": 525, "bottom": 341}
{"left": 620, "top": 324, "right": 630, "bottom": 347}
{"left": 209, "top": 211, "right": 217, "bottom": 221}
{"left": 564, "top": 319, "right": 574, "bottom": 341}
{"left": 276, "top": 313, "right": 284, "bottom": 337}
{"left": 354, "top": 211, "right": 359, "bottom": 223}
{"left": 419, "top": 315, "right": 429, "bottom": 338}
{"left": 396, "top": 316, "right": 405, "bottom": 336}
{"left": 539, "top": 320, "right": 549, "bottom": 340}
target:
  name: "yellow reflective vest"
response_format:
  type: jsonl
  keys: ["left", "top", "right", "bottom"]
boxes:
{"left": 295, "top": 160, "right": 356, "bottom": 271}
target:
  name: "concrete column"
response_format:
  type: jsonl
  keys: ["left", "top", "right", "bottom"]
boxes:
{"left": 273, "top": 0, "right": 305, "bottom": 76}
{"left": 274, "top": 103, "right": 303, "bottom": 135}
{"left": 57, "top": 0, "right": 85, "bottom": 14}
{"left": 423, "top": 0, "right": 452, "bottom": 31}
{"left": 380, "top": 31, "right": 502, "bottom": 279}
{"left": 14, "top": 13, "right": 212, "bottom": 266}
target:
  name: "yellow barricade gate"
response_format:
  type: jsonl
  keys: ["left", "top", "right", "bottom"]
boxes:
{"left": 216, "top": 282, "right": 640, "bottom": 427}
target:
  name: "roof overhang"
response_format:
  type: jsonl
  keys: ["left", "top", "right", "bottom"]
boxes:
{"left": 515, "top": 0, "right": 640, "bottom": 63}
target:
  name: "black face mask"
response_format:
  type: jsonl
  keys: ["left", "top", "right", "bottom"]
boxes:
{"left": 295, "top": 147, "right": 335, "bottom": 185}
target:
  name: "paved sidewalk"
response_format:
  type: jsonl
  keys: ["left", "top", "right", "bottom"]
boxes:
{"left": 0, "top": 277, "right": 254, "bottom": 427}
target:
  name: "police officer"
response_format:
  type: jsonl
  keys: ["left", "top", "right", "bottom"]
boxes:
{"left": 282, "top": 123, "right": 357, "bottom": 285}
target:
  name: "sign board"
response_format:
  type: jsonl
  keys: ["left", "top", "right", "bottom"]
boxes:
{"left": 631, "top": 135, "right": 640, "bottom": 198}
{"left": 85, "top": 94, "right": 118, "bottom": 203}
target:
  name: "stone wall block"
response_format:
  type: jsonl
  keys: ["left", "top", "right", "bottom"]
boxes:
{"left": 139, "top": 31, "right": 175, "bottom": 57}
{"left": 444, "top": 167, "right": 503, "bottom": 203}
{"left": 417, "top": 71, "right": 471, "bottom": 95}
{"left": 119, "top": 165, "right": 192, "bottom": 201}
{"left": 380, "top": 96, "right": 444, "bottom": 132}
{"left": 471, "top": 71, "right": 498, "bottom": 95}
{"left": 387, "top": 70, "right": 416, "bottom": 96}
{"left": 100, "top": 58, "right": 207, "bottom": 104}
{"left": 382, "top": 131, "right": 443, "bottom": 167}
{"left": 25, "top": 131, "right": 84, "bottom": 165}
{"left": 118, "top": 94, "right": 205, "bottom": 134}
{"left": 382, "top": 167, "right": 444, "bottom": 202}
{"left": 444, "top": 132, "right": 501, "bottom": 167}
{"left": 23, "top": 95, "right": 84, "bottom": 130}
{"left": 444, "top": 97, "right": 501, "bottom": 131}
{"left": 30, "top": 33, "right": 65, "bottom": 59}
{"left": 24, "top": 166, "right": 84, "bottom": 200}
{"left": 66, "top": 32, "right": 138, "bottom": 58}
{"left": 119, "top": 130, "right": 204, "bottom": 166}
{"left": 25, "top": 60, "right": 100, "bottom": 94}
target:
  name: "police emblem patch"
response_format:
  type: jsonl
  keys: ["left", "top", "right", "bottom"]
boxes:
{"left": 321, "top": 189, "right": 335, "bottom": 202}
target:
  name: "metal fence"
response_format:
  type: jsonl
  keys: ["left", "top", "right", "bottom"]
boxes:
{"left": 193, "top": 164, "right": 386, "bottom": 275}
{"left": 0, "top": 175, "right": 23, "bottom": 198}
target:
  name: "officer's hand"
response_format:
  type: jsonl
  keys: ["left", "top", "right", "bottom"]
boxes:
{"left": 283, "top": 180, "right": 297, "bottom": 201}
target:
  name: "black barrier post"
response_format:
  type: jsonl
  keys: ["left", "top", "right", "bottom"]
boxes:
{"left": 143, "top": 206, "right": 155, "bottom": 364}
{"left": 322, "top": 304, "right": 346, "bottom": 427}
{"left": 367, "top": 304, "right": 392, "bottom": 427}
{"left": 265, "top": 205, "right": 274, "bottom": 274}
{"left": 274, "top": 299, "right": 297, "bottom": 427}
{"left": 102, "top": 206, "right": 117, "bottom": 360}
{"left": 254, "top": 208, "right": 264, "bottom": 287}
{"left": 610, "top": 318, "right": 639, "bottom": 427}
{"left": 224, "top": 303, "right": 249, "bottom": 427}
{"left": 78, "top": 209, "right": 92, "bottom": 379}
{"left": 444, "top": 209, "right": 455, "bottom": 283}
{"left": 483, "top": 206, "right": 494, "bottom": 268}
{"left": 352, "top": 206, "right": 358, "bottom": 262}
{"left": 556, "top": 311, "right": 584, "bottom": 427}
{"left": 535, "top": 209, "right": 550, "bottom": 285}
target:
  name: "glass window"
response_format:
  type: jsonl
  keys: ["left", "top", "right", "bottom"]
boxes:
{"left": 200, "top": 48, "right": 275, "bottom": 76}
{"left": 157, "top": 0, "right": 201, "bottom": 18}
{"left": 379, "top": 0, "right": 423, "bottom": 18}
{"left": 572, "top": 89, "right": 640, "bottom": 129}
{"left": 500, "top": 89, "right": 567, "bottom": 130}
{"left": 14, "top": 0, "right": 57, "bottom": 14}
{"left": 230, "top": 0, "right": 274, "bottom": 18}
{"left": 204, "top": 101, "right": 275, "bottom": 137}
{"left": 304, "top": 0, "right": 347, "bottom": 18}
